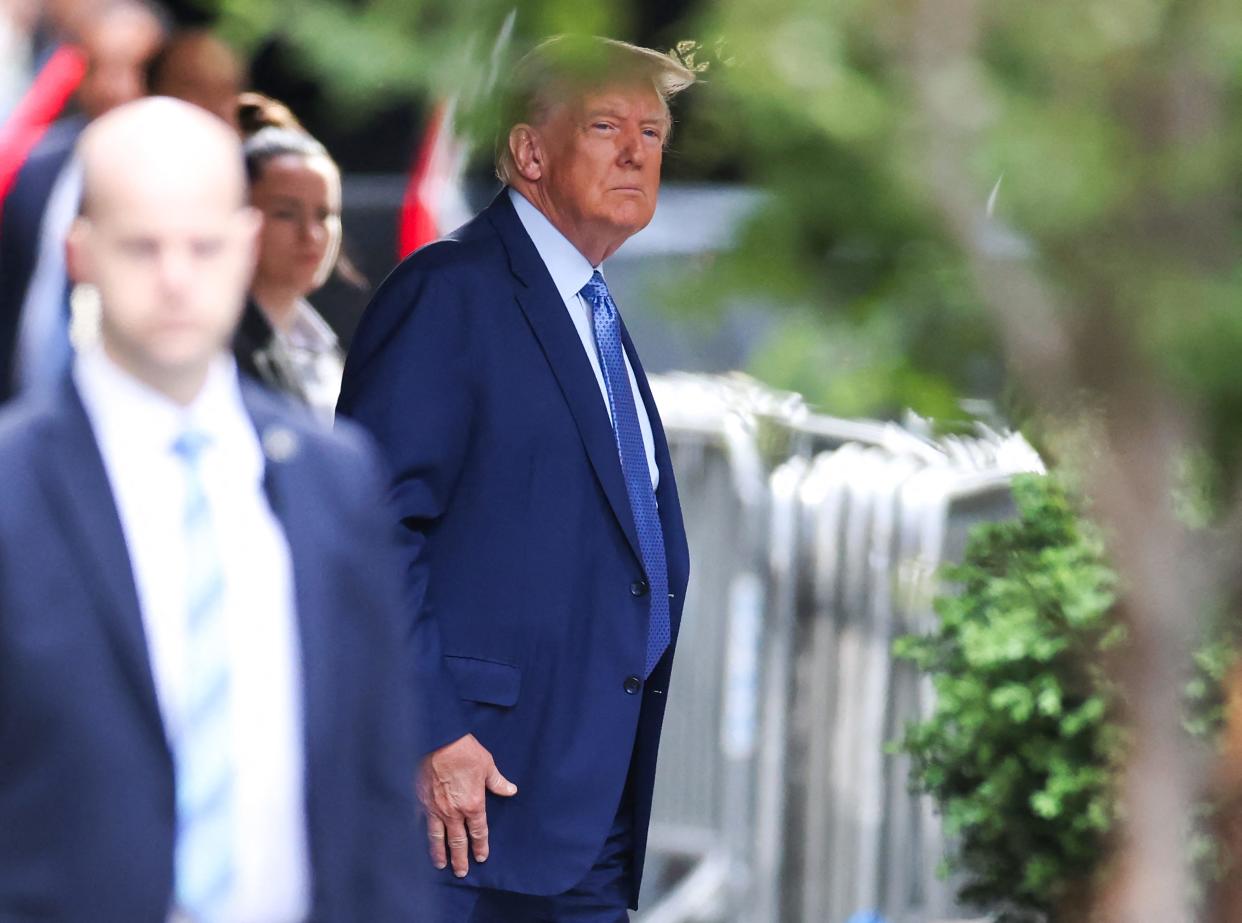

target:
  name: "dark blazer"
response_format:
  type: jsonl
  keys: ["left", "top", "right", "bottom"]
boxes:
{"left": 0, "top": 117, "right": 82, "bottom": 402}
{"left": 233, "top": 297, "right": 300, "bottom": 397}
{"left": 0, "top": 374, "right": 422, "bottom": 922}
{"left": 337, "top": 190, "right": 691, "bottom": 905}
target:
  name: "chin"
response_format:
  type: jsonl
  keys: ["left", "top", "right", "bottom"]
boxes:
{"left": 146, "top": 328, "right": 226, "bottom": 365}
{"left": 606, "top": 207, "right": 654, "bottom": 235}
{"left": 620, "top": 215, "right": 655, "bottom": 237}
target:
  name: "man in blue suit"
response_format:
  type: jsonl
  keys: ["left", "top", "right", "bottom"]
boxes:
{"left": 337, "top": 35, "right": 695, "bottom": 923}
{"left": 0, "top": 97, "right": 421, "bottom": 922}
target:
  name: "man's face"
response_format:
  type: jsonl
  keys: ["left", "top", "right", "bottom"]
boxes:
{"left": 538, "top": 82, "right": 668, "bottom": 251}
{"left": 68, "top": 171, "right": 257, "bottom": 384}
{"left": 76, "top": 6, "right": 163, "bottom": 119}
{"left": 150, "top": 35, "right": 246, "bottom": 129}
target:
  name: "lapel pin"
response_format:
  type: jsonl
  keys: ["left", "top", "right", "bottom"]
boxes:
{"left": 262, "top": 425, "right": 299, "bottom": 463}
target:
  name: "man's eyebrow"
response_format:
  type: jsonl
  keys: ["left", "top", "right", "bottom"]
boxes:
{"left": 583, "top": 107, "right": 667, "bottom": 127}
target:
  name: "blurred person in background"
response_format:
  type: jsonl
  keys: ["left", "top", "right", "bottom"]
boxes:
{"left": 0, "top": 0, "right": 104, "bottom": 126}
{"left": 0, "top": 97, "right": 420, "bottom": 922}
{"left": 338, "top": 34, "right": 694, "bottom": 922}
{"left": 147, "top": 26, "right": 245, "bottom": 130}
{"left": 0, "top": 0, "right": 165, "bottom": 401}
{"left": 0, "top": 0, "right": 106, "bottom": 223}
{"left": 71, "top": 0, "right": 165, "bottom": 120}
{"left": 234, "top": 92, "right": 347, "bottom": 424}
{"left": 0, "top": 0, "right": 40, "bottom": 117}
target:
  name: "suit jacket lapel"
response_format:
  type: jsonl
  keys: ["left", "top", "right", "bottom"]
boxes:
{"left": 242, "top": 390, "right": 334, "bottom": 793}
{"left": 37, "top": 378, "right": 167, "bottom": 751}
{"left": 486, "top": 193, "right": 644, "bottom": 566}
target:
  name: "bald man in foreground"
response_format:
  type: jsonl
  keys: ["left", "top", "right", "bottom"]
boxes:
{"left": 0, "top": 98, "right": 422, "bottom": 922}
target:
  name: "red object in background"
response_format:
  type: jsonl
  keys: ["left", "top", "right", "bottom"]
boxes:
{"left": 0, "top": 46, "right": 87, "bottom": 225}
{"left": 397, "top": 100, "right": 469, "bottom": 259}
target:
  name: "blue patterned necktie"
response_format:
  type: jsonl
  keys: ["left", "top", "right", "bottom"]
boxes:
{"left": 581, "top": 272, "right": 671, "bottom": 677}
{"left": 171, "top": 431, "right": 234, "bottom": 922}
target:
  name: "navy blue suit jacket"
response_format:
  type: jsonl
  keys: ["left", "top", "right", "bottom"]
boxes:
{"left": 337, "top": 190, "right": 691, "bottom": 906}
{"left": 0, "top": 118, "right": 81, "bottom": 402}
{"left": 0, "top": 375, "right": 422, "bottom": 922}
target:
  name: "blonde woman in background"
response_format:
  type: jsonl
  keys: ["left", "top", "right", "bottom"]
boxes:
{"left": 234, "top": 93, "right": 350, "bottom": 423}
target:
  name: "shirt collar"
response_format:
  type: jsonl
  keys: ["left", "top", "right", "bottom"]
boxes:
{"left": 266, "top": 299, "right": 339, "bottom": 354}
{"left": 74, "top": 345, "right": 261, "bottom": 475}
{"left": 508, "top": 187, "right": 600, "bottom": 303}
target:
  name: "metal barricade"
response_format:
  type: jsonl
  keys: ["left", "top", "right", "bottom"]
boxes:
{"left": 636, "top": 374, "right": 1041, "bottom": 923}
{"left": 639, "top": 375, "right": 804, "bottom": 923}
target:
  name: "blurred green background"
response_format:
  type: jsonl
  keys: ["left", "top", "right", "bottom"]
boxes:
{"left": 162, "top": 0, "right": 1242, "bottom": 489}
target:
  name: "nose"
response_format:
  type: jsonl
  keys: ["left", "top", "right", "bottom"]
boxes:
{"left": 157, "top": 247, "right": 194, "bottom": 296}
{"left": 299, "top": 216, "right": 325, "bottom": 245}
{"left": 619, "top": 126, "right": 647, "bottom": 168}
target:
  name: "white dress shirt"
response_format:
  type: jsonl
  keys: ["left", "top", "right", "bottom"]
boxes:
{"left": 271, "top": 298, "right": 343, "bottom": 426}
{"left": 74, "top": 347, "right": 311, "bottom": 923}
{"left": 509, "top": 187, "right": 659, "bottom": 490}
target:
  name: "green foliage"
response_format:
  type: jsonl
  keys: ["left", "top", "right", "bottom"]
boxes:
{"left": 895, "top": 474, "right": 1124, "bottom": 919}
{"left": 897, "top": 473, "right": 1239, "bottom": 917}
{"left": 189, "top": 0, "right": 1242, "bottom": 449}
{"left": 206, "top": 0, "right": 631, "bottom": 124}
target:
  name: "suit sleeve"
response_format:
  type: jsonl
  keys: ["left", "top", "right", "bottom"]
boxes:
{"left": 336, "top": 260, "right": 475, "bottom": 757}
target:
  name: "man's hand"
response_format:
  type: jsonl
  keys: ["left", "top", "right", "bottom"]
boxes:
{"left": 416, "top": 733, "right": 517, "bottom": 877}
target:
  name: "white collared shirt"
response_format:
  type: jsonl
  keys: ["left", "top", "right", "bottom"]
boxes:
{"left": 509, "top": 187, "right": 659, "bottom": 490}
{"left": 266, "top": 298, "right": 343, "bottom": 426}
{"left": 74, "top": 347, "right": 311, "bottom": 923}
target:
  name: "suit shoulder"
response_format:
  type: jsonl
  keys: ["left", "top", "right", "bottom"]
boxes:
{"left": 343, "top": 212, "right": 509, "bottom": 385}
{"left": 0, "top": 391, "right": 58, "bottom": 464}
{"left": 9, "top": 122, "right": 79, "bottom": 202}
{"left": 241, "top": 382, "right": 385, "bottom": 486}
{"left": 380, "top": 215, "right": 507, "bottom": 293}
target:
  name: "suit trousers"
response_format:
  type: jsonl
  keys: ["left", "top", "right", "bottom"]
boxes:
{"left": 431, "top": 791, "right": 634, "bottom": 923}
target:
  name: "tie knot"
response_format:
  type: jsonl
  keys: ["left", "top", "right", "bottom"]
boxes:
{"left": 172, "top": 429, "right": 211, "bottom": 465}
{"left": 580, "top": 271, "right": 610, "bottom": 306}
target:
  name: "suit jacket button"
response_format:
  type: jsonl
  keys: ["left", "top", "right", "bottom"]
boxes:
{"left": 630, "top": 579, "right": 650, "bottom": 597}
{"left": 624, "top": 675, "right": 642, "bottom": 695}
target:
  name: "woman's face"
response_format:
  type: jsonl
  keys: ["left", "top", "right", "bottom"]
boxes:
{"left": 250, "top": 153, "right": 342, "bottom": 297}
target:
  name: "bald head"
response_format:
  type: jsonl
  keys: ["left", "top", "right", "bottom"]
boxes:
{"left": 68, "top": 98, "right": 260, "bottom": 405}
{"left": 79, "top": 96, "right": 246, "bottom": 220}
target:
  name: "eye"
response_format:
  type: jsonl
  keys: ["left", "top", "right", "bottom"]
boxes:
{"left": 120, "top": 239, "right": 158, "bottom": 258}
{"left": 643, "top": 128, "right": 664, "bottom": 141}
{"left": 592, "top": 121, "right": 616, "bottom": 133}
{"left": 191, "top": 239, "right": 224, "bottom": 258}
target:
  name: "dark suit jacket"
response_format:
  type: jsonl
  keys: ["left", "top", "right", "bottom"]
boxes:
{"left": 233, "top": 297, "right": 300, "bottom": 398}
{"left": 337, "top": 190, "right": 691, "bottom": 905}
{"left": 0, "top": 374, "right": 422, "bottom": 922}
{"left": 0, "top": 117, "right": 82, "bottom": 402}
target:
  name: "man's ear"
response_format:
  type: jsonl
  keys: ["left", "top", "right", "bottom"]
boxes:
{"left": 64, "top": 216, "right": 91, "bottom": 285}
{"left": 509, "top": 124, "right": 544, "bottom": 182}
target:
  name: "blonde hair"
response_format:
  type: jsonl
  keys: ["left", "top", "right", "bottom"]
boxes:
{"left": 495, "top": 35, "right": 696, "bottom": 185}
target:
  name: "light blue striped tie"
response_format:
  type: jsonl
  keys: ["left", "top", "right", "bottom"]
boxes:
{"left": 581, "top": 272, "right": 671, "bottom": 677}
{"left": 171, "top": 431, "right": 234, "bottom": 923}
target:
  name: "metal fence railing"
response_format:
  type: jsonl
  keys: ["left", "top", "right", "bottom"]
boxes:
{"left": 636, "top": 374, "right": 1043, "bottom": 923}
